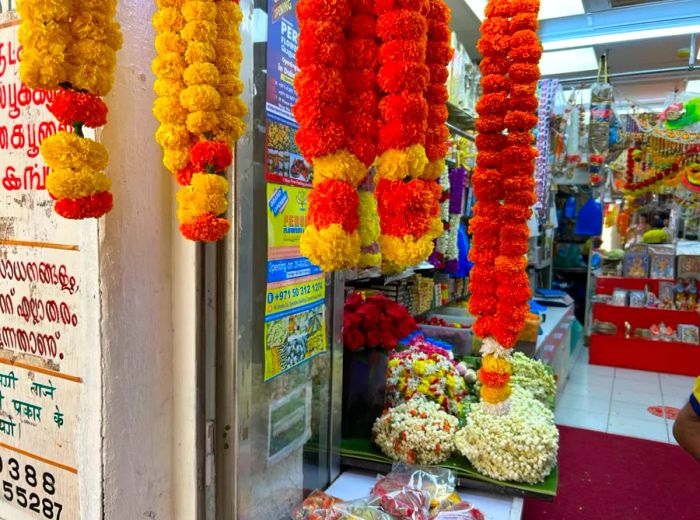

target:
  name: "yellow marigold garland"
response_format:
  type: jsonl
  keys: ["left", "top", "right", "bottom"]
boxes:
{"left": 18, "top": 0, "right": 122, "bottom": 219}
{"left": 152, "top": 0, "right": 247, "bottom": 242}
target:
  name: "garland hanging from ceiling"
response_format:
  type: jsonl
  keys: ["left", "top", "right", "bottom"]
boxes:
{"left": 18, "top": 0, "right": 122, "bottom": 219}
{"left": 295, "top": 0, "right": 368, "bottom": 271}
{"left": 152, "top": 0, "right": 246, "bottom": 242}
{"left": 469, "top": 0, "right": 541, "bottom": 414}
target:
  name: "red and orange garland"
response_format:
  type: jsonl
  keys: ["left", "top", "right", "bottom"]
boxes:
{"left": 296, "top": 0, "right": 368, "bottom": 271}
{"left": 469, "top": 0, "right": 541, "bottom": 414}
{"left": 19, "top": 0, "right": 122, "bottom": 219}
{"left": 152, "top": 0, "right": 246, "bottom": 242}
{"left": 374, "top": 0, "right": 444, "bottom": 272}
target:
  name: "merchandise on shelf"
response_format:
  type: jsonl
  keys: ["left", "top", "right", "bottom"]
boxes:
{"left": 343, "top": 292, "right": 417, "bottom": 352}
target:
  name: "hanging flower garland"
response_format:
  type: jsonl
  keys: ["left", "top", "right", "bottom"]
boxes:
{"left": 445, "top": 166, "right": 466, "bottom": 273}
{"left": 429, "top": 173, "right": 450, "bottom": 270}
{"left": 373, "top": 0, "right": 443, "bottom": 272}
{"left": 358, "top": 173, "right": 382, "bottom": 269}
{"left": 295, "top": 0, "right": 368, "bottom": 271}
{"left": 19, "top": 0, "right": 122, "bottom": 219}
{"left": 469, "top": 0, "right": 541, "bottom": 414}
{"left": 152, "top": 0, "right": 246, "bottom": 242}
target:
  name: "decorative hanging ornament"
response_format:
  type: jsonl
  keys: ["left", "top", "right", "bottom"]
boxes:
{"left": 18, "top": 0, "right": 122, "bottom": 219}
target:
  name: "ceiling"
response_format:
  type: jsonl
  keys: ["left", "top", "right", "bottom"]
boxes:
{"left": 446, "top": 0, "right": 700, "bottom": 106}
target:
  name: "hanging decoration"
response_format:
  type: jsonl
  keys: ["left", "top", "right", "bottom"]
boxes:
{"left": 358, "top": 174, "right": 382, "bottom": 269}
{"left": 445, "top": 166, "right": 466, "bottom": 272}
{"left": 152, "top": 0, "right": 246, "bottom": 242}
{"left": 373, "top": 0, "right": 443, "bottom": 272}
{"left": 295, "top": 0, "right": 370, "bottom": 271}
{"left": 469, "top": 0, "right": 541, "bottom": 415}
{"left": 534, "top": 79, "right": 557, "bottom": 222}
{"left": 19, "top": 0, "right": 122, "bottom": 219}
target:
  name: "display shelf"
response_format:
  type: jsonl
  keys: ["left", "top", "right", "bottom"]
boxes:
{"left": 593, "top": 302, "right": 700, "bottom": 329}
{"left": 589, "top": 334, "right": 700, "bottom": 376}
{"left": 340, "top": 438, "right": 558, "bottom": 501}
{"left": 553, "top": 266, "right": 588, "bottom": 273}
{"left": 447, "top": 101, "right": 475, "bottom": 132}
{"left": 595, "top": 276, "right": 674, "bottom": 295}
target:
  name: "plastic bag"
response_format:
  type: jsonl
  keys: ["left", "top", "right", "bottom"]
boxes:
{"left": 429, "top": 501, "right": 485, "bottom": 520}
{"left": 291, "top": 490, "right": 343, "bottom": 520}
{"left": 331, "top": 498, "right": 398, "bottom": 520}
{"left": 369, "top": 487, "right": 429, "bottom": 520}
{"left": 372, "top": 464, "right": 456, "bottom": 516}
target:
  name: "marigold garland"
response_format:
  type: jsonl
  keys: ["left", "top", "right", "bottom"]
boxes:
{"left": 18, "top": 0, "right": 121, "bottom": 219}
{"left": 373, "top": 0, "right": 444, "bottom": 272}
{"left": 469, "top": 0, "right": 541, "bottom": 412}
{"left": 296, "top": 0, "right": 371, "bottom": 271}
{"left": 152, "top": 0, "right": 246, "bottom": 242}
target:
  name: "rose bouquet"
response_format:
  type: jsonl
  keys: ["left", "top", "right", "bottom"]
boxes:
{"left": 343, "top": 292, "right": 417, "bottom": 352}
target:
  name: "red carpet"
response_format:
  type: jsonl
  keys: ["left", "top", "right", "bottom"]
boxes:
{"left": 524, "top": 426, "right": 700, "bottom": 520}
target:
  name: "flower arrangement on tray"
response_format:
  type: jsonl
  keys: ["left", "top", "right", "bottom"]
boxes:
{"left": 18, "top": 0, "right": 122, "bottom": 219}
{"left": 152, "top": 0, "right": 246, "bottom": 241}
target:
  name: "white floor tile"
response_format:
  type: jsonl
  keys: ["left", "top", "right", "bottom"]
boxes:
{"left": 555, "top": 406, "right": 608, "bottom": 432}
{"left": 609, "top": 399, "right": 665, "bottom": 422}
{"left": 661, "top": 391, "right": 689, "bottom": 409}
{"left": 612, "top": 388, "right": 664, "bottom": 406}
{"left": 612, "top": 377, "right": 661, "bottom": 396}
{"left": 615, "top": 368, "right": 661, "bottom": 384}
{"left": 558, "top": 393, "right": 611, "bottom": 415}
{"left": 659, "top": 373, "right": 696, "bottom": 387}
{"left": 562, "top": 380, "right": 614, "bottom": 400}
{"left": 572, "top": 363, "right": 615, "bottom": 378}
{"left": 607, "top": 416, "right": 669, "bottom": 443}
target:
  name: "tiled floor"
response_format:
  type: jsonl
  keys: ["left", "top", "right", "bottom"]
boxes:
{"left": 555, "top": 346, "right": 696, "bottom": 444}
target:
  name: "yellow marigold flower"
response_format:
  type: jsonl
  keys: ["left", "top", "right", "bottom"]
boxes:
{"left": 68, "top": 40, "right": 115, "bottom": 68}
{"left": 153, "top": 96, "right": 188, "bottom": 124}
{"left": 213, "top": 40, "right": 238, "bottom": 59}
{"left": 163, "top": 147, "right": 191, "bottom": 173}
{"left": 45, "top": 167, "right": 111, "bottom": 200}
{"left": 17, "top": 0, "right": 72, "bottom": 22}
{"left": 18, "top": 20, "right": 71, "bottom": 52}
{"left": 69, "top": 12, "right": 111, "bottom": 42}
{"left": 428, "top": 216, "right": 444, "bottom": 240}
{"left": 217, "top": 1, "right": 243, "bottom": 25}
{"left": 212, "top": 114, "right": 245, "bottom": 143}
{"left": 219, "top": 96, "right": 247, "bottom": 118}
{"left": 155, "top": 32, "right": 186, "bottom": 55}
{"left": 481, "top": 354, "right": 512, "bottom": 375}
{"left": 186, "top": 110, "right": 219, "bottom": 134}
{"left": 216, "top": 56, "right": 240, "bottom": 75}
{"left": 185, "top": 41, "right": 216, "bottom": 64}
{"left": 218, "top": 74, "right": 244, "bottom": 96}
{"left": 152, "top": 8, "right": 185, "bottom": 33}
{"left": 480, "top": 384, "right": 512, "bottom": 404}
{"left": 423, "top": 159, "right": 445, "bottom": 181}
{"left": 380, "top": 234, "right": 434, "bottom": 271}
{"left": 154, "top": 78, "right": 185, "bottom": 98}
{"left": 152, "top": 52, "right": 186, "bottom": 80}
{"left": 180, "top": 21, "right": 217, "bottom": 43}
{"left": 70, "top": 64, "right": 114, "bottom": 96}
{"left": 183, "top": 62, "right": 219, "bottom": 86}
{"left": 176, "top": 173, "right": 229, "bottom": 221}
{"left": 19, "top": 49, "right": 68, "bottom": 90}
{"left": 156, "top": 0, "right": 186, "bottom": 7}
{"left": 358, "top": 191, "right": 380, "bottom": 247}
{"left": 376, "top": 144, "right": 429, "bottom": 181}
{"left": 359, "top": 252, "right": 382, "bottom": 269}
{"left": 41, "top": 132, "right": 109, "bottom": 171}
{"left": 180, "top": 84, "right": 221, "bottom": 112}
{"left": 80, "top": 0, "right": 117, "bottom": 17}
{"left": 312, "top": 150, "right": 366, "bottom": 186}
{"left": 299, "top": 224, "right": 361, "bottom": 272}
{"left": 156, "top": 124, "right": 191, "bottom": 149}
{"left": 105, "top": 21, "right": 123, "bottom": 51}
{"left": 182, "top": 1, "right": 217, "bottom": 22}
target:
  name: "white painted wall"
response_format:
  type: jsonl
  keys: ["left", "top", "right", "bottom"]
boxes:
{"left": 98, "top": 2, "right": 199, "bottom": 519}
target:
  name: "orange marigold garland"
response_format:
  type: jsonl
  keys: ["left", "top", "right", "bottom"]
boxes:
{"left": 152, "top": 0, "right": 246, "bottom": 242}
{"left": 295, "top": 0, "right": 367, "bottom": 271}
{"left": 469, "top": 0, "right": 541, "bottom": 415}
{"left": 19, "top": 0, "right": 122, "bottom": 220}
{"left": 374, "top": 0, "right": 442, "bottom": 271}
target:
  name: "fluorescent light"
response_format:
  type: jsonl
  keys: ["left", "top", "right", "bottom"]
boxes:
{"left": 539, "top": 47, "right": 598, "bottom": 76}
{"left": 543, "top": 24, "right": 700, "bottom": 51}
{"left": 688, "top": 80, "right": 700, "bottom": 93}
{"left": 465, "top": 0, "right": 583, "bottom": 22}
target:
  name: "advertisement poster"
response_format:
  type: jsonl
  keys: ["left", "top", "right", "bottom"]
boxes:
{"left": 265, "top": 0, "right": 313, "bottom": 187}
{"left": 264, "top": 275, "right": 326, "bottom": 381}
{"left": 267, "top": 183, "right": 321, "bottom": 282}
{"left": 0, "top": 13, "right": 95, "bottom": 519}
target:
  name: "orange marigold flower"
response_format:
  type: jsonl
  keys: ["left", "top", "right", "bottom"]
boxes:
{"left": 480, "top": 73, "right": 511, "bottom": 94}
{"left": 308, "top": 179, "right": 361, "bottom": 232}
{"left": 379, "top": 92, "right": 428, "bottom": 123}
{"left": 180, "top": 213, "right": 231, "bottom": 242}
{"left": 376, "top": 9, "right": 428, "bottom": 41}
{"left": 377, "top": 61, "right": 430, "bottom": 94}
{"left": 379, "top": 40, "right": 427, "bottom": 64}
{"left": 476, "top": 91, "right": 508, "bottom": 116}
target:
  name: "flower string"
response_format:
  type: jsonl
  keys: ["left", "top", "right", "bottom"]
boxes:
{"left": 295, "top": 0, "right": 367, "bottom": 271}
{"left": 374, "top": 0, "right": 443, "bottom": 272}
{"left": 152, "top": 0, "right": 246, "bottom": 242}
{"left": 19, "top": 0, "right": 122, "bottom": 219}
